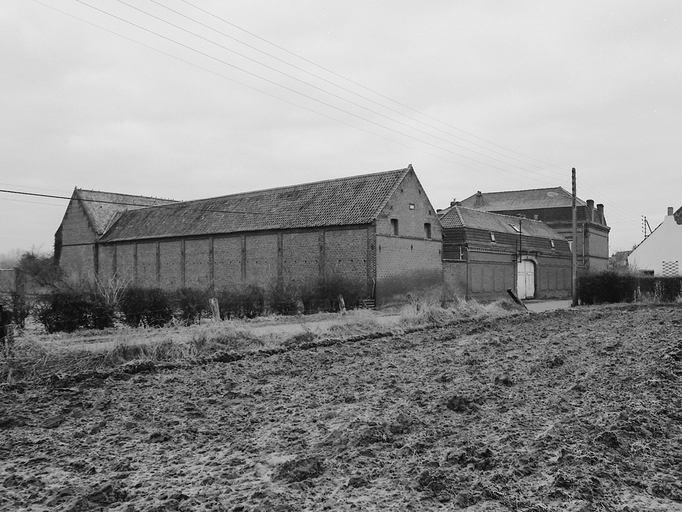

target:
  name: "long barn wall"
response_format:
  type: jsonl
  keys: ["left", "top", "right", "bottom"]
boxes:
{"left": 96, "top": 226, "right": 374, "bottom": 293}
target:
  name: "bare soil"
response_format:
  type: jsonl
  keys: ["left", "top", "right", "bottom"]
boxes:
{"left": 1, "top": 304, "right": 681, "bottom": 511}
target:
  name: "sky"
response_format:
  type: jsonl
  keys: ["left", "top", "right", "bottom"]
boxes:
{"left": 1, "top": 0, "right": 681, "bottom": 259}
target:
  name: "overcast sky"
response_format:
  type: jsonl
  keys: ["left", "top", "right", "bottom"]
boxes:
{"left": 1, "top": 1, "right": 680, "bottom": 259}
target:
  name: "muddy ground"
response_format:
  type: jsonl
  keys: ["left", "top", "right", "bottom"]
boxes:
{"left": 1, "top": 304, "right": 681, "bottom": 511}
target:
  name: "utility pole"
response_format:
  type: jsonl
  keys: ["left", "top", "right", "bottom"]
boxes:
{"left": 571, "top": 168, "right": 578, "bottom": 307}
{"left": 518, "top": 215, "right": 523, "bottom": 262}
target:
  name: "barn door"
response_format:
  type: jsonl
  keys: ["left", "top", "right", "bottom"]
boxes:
{"left": 517, "top": 260, "right": 535, "bottom": 300}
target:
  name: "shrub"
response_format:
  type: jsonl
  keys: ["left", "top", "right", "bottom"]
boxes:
{"left": 216, "top": 284, "right": 266, "bottom": 320}
{"left": 240, "top": 284, "right": 266, "bottom": 318}
{"left": 174, "top": 287, "right": 211, "bottom": 325}
{"left": 119, "top": 287, "right": 173, "bottom": 328}
{"left": 316, "top": 274, "right": 366, "bottom": 312}
{"left": 268, "top": 282, "right": 300, "bottom": 315}
{"left": 637, "top": 276, "right": 682, "bottom": 302}
{"left": 578, "top": 271, "right": 637, "bottom": 305}
{"left": 36, "top": 290, "right": 115, "bottom": 333}
{"left": 9, "top": 291, "right": 31, "bottom": 328}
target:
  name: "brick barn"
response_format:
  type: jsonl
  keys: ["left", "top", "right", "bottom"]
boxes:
{"left": 55, "top": 165, "right": 443, "bottom": 307}
{"left": 439, "top": 205, "right": 572, "bottom": 300}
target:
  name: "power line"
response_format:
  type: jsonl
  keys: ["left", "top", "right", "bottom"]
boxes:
{"left": 0, "top": 188, "right": 268, "bottom": 216}
{"left": 33, "top": 1, "right": 638, "bottom": 224}
{"left": 153, "top": 0, "right": 560, "bottom": 177}
{"left": 31, "top": 0, "right": 512, "bottom": 181}
{"left": 113, "top": 0, "right": 559, "bottom": 180}
{"left": 179, "top": 0, "right": 567, "bottom": 175}
{"left": 57, "top": 0, "right": 560, "bottom": 185}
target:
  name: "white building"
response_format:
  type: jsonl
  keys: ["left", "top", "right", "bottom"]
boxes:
{"left": 628, "top": 207, "right": 682, "bottom": 276}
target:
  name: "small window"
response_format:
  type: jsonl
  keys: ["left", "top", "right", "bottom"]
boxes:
{"left": 550, "top": 239, "right": 555, "bottom": 248}
{"left": 409, "top": 203, "right": 415, "bottom": 210}
{"left": 424, "top": 223, "right": 432, "bottom": 239}
{"left": 391, "top": 219, "right": 399, "bottom": 236}
{"left": 490, "top": 232, "right": 496, "bottom": 242}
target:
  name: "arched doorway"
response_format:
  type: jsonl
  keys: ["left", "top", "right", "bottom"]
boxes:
{"left": 517, "top": 259, "right": 535, "bottom": 299}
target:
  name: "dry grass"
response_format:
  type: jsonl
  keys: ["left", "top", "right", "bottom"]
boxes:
{"left": 0, "top": 301, "right": 522, "bottom": 384}
{"left": 398, "top": 297, "right": 522, "bottom": 328}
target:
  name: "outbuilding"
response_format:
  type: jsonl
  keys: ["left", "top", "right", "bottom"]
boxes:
{"left": 439, "top": 205, "right": 572, "bottom": 300}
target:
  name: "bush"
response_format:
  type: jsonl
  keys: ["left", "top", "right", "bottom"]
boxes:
{"left": 578, "top": 271, "right": 637, "bottom": 305}
{"left": 119, "top": 287, "right": 173, "bottom": 328}
{"left": 579, "top": 272, "right": 682, "bottom": 304}
{"left": 174, "top": 287, "right": 211, "bottom": 325}
{"left": 637, "top": 276, "right": 682, "bottom": 302}
{"left": 216, "top": 284, "right": 266, "bottom": 320}
{"left": 316, "top": 274, "right": 366, "bottom": 312}
{"left": 268, "top": 282, "right": 301, "bottom": 315}
{"left": 36, "top": 290, "right": 115, "bottom": 333}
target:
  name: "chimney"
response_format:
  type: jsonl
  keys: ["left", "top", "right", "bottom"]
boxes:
{"left": 474, "top": 191, "right": 484, "bottom": 208}
{"left": 668, "top": 207, "right": 674, "bottom": 216}
{"left": 586, "top": 199, "right": 595, "bottom": 222}
{"left": 597, "top": 204, "right": 604, "bottom": 225}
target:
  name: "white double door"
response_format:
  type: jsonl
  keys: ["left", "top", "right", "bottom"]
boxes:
{"left": 517, "top": 260, "right": 535, "bottom": 300}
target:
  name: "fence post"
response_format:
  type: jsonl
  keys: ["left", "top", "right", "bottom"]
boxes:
{"left": 209, "top": 297, "right": 220, "bottom": 322}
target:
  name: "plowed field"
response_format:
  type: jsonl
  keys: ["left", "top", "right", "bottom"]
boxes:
{"left": 2, "top": 305, "right": 681, "bottom": 511}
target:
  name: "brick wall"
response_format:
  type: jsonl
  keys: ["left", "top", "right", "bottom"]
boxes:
{"left": 116, "top": 244, "right": 136, "bottom": 284}
{"left": 185, "top": 239, "right": 211, "bottom": 289}
{"left": 59, "top": 201, "right": 97, "bottom": 245}
{"left": 159, "top": 241, "right": 182, "bottom": 289}
{"left": 375, "top": 170, "right": 441, "bottom": 241}
{"left": 98, "top": 245, "right": 116, "bottom": 283}
{"left": 96, "top": 225, "right": 376, "bottom": 297}
{"left": 244, "top": 234, "right": 278, "bottom": 288}
{"left": 57, "top": 200, "right": 98, "bottom": 281}
{"left": 59, "top": 245, "right": 96, "bottom": 281}
{"left": 213, "top": 236, "right": 243, "bottom": 290}
{"left": 282, "top": 231, "right": 322, "bottom": 285}
{"left": 324, "top": 228, "right": 369, "bottom": 285}
{"left": 443, "top": 261, "right": 467, "bottom": 298}
{"left": 373, "top": 171, "right": 443, "bottom": 303}
{"left": 136, "top": 242, "right": 158, "bottom": 287}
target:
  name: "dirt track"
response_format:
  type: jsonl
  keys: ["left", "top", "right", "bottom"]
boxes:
{"left": 1, "top": 305, "right": 681, "bottom": 511}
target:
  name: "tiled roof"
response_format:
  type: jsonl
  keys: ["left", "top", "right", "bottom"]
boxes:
{"left": 100, "top": 167, "right": 411, "bottom": 242}
{"left": 459, "top": 187, "right": 587, "bottom": 211}
{"left": 439, "top": 206, "right": 565, "bottom": 239}
{"left": 75, "top": 189, "right": 177, "bottom": 236}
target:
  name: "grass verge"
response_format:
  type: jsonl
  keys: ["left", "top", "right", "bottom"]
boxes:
{"left": 0, "top": 299, "right": 524, "bottom": 384}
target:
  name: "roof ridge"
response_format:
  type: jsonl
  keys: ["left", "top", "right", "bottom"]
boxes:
{"left": 76, "top": 188, "right": 177, "bottom": 203}
{"left": 473, "top": 186, "right": 566, "bottom": 195}
{"left": 457, "top": 205, "right": 547, "bottom": 223}
{"left": 179, "top": 166, "right": 411, "bottom": 205}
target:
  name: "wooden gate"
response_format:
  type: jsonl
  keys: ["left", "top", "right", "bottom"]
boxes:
{"left": 517, "top": 260, "right": 535, "bottom": 299}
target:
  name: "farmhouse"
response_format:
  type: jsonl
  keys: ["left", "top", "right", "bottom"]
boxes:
{"left": 627, "top": 207, "right": 682, "bottom": 276}
{"left": 459, "top": 187, "right": 610, "bottom": 275}
{"left": 55, "top": 166, "right": 443, "bottom": 307}
{"left": 439, "top": 205, "right": 572, "bottom": 300}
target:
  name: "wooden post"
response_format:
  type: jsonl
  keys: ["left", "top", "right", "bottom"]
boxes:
{"left": 338, "top": 294, "right": 346, "bottom": 314}
{"left": 209, "top": 297, "right": 220, "bottom": 322}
